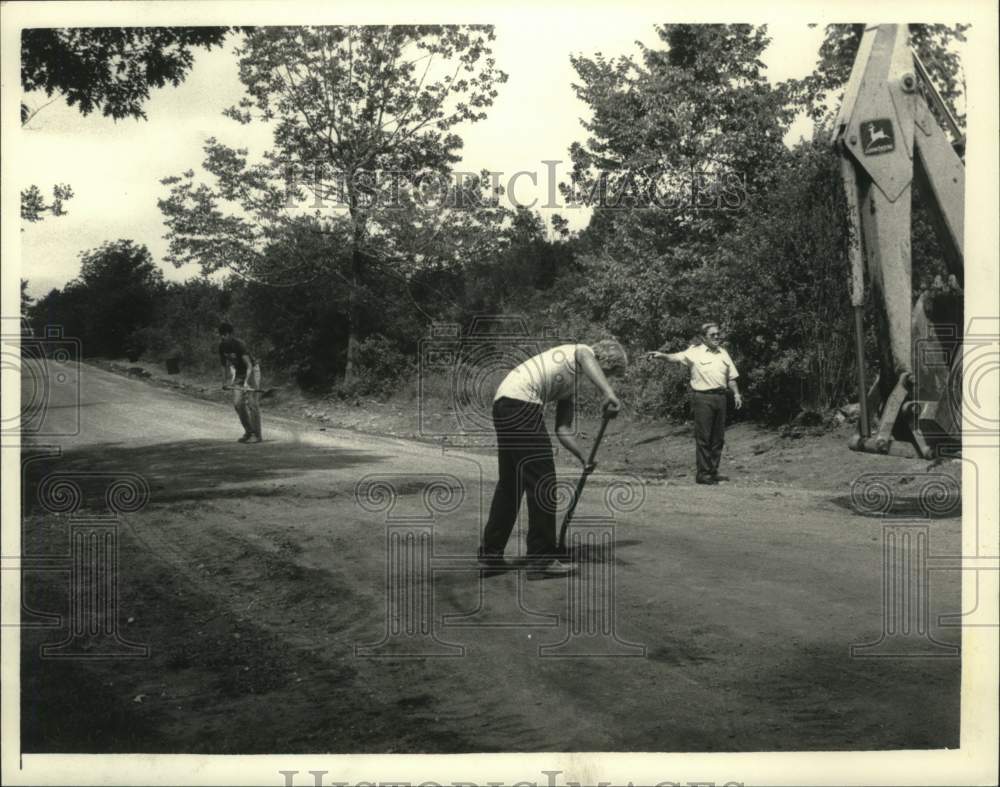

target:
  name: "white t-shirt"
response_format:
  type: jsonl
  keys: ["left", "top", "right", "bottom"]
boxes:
{"left": 681, "top": 344, "right": 739, "bottom": 391}
{"left": 494, "top": 344, "right": 586, "bottom": 404}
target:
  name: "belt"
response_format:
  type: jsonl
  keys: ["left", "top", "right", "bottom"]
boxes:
{"left": 692, "top": 387, "right": 727, "bottom": 394}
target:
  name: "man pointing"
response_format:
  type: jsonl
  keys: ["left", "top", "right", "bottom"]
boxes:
{"left": 648, "top": 322, "right": 742, "bottom": 484}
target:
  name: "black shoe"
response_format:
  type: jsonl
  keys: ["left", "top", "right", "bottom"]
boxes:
{"left": 526, "top": 559, "right": 575, "bottom": 580}
{"left": 696, "top": 476, "right": 718, "bottom": 485}
{"left": 477, "top": 549, "right": 506, "bottom": 570}
{"left": 712, "top": 474, "right": 729, "bottom": 482}
{"left": 237, "top": 434, "right": 252, "bottom": 443}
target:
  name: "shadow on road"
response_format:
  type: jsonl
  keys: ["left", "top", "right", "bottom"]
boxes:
{"left": 22, "top": 438, "right": 390, "bottom": 510}
{"left": 566, "top": 538, "right": 642, "bottom": 565}
{"left": 827, "top": 492, "right": 962, "bottom": 519}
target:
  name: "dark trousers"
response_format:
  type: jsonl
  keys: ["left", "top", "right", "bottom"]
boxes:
{"left": 691, "top": 389, "right": 727, "bottom": 480}
{"left": 482, "top": 398, "right": 558, "bottom": 559}
{"left": 232, "top": 363, "right": 263, "bottom": 438}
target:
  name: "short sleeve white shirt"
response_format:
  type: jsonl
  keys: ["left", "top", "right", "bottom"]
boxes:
{"left": 494, "top": 344, "right": 585, "bottom": 404}
{"left": 681, "top": 344, "right": 739, "bottom": 391}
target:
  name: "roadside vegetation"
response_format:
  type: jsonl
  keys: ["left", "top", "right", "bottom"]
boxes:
{"left": 24, "top": 24, "right": 966, "bottom": 426}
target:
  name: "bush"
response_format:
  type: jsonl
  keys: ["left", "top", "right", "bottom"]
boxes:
{"left": 612, "top": 353, "right": 692, "bottom": 420}
{"left": 331, "top": 334, "right": 414, "bottom": 400}
{"left": 124, "top": 331, "right": 145, "bottom": 362}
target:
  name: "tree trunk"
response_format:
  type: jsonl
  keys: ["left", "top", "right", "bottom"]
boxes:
{"left": 344, "top": 209, "right": 366, "bottom": 383}
{"left": 344, "top": 227, "right": 365, "bottom": 383}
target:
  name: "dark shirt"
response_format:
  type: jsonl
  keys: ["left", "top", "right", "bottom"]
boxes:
{"left": 219, "top": 337, "right": 255, "bottom": 376}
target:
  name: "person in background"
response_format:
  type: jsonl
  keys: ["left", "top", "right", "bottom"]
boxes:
{"left": 218, "top": 322, "right": 263, "bottom": 444}
{"left": 479, "top": 340, "right": 627, "bottom": 579}
{"left": 647, "top": 322, "right": 741, "bottom": 484}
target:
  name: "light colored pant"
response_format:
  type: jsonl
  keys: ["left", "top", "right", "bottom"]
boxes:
{"left": 233, "top": 363, "right": 262, "bottom": 438}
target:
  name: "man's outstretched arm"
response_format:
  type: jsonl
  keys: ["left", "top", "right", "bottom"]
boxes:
{"left": 646, "top": 350, "right": 687, "bottom": 363}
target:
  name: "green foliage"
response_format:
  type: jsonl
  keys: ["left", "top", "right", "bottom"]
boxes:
{"left": 791, "top": 24, "right": 968, "bottom": 126}
{"left": 20, "top": 183, "right": 73, "bottom": 223}
{"left": 159, "top": 25, "right": 509, "bottom": 381}
{"left": 553, "top": 23, "right": 967, "bottom": 423}
{"left": 566, "top": 24, "right": 793, "bottom": 229}
{"left": 711, "top": 140, "right": 856, "bottom": 417}
{"left": 559, "top": 24, "right": 800, "bottom": 409}
{"left": 130, "top": 278, "right": 229, "bottom": 369}
{"left": 227, "top": 272, "right": 348, "bottom": 389}
{"left": 30, "top": 24, "right": 969, "bottom": 426}
{"left": 20, "top": 280, "right": 34, "bottom": 318}
{"left": 611, "top": 354, "right": 693, "bottom": 420}
{"left": 21, "top": 27, "right": 231, "bottom": 121}
{"left": 333, "top": 335, "right": 415, "bottom": 399}
{"left": 31, "top": 240, "right": 164, "bottom": 358}
{"left": 456, "top": 206, "right": 578, "bottom": 314}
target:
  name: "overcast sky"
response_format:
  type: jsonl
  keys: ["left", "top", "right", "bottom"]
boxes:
{"left": 21, "top": 21, "right": 835, "bottom": 297}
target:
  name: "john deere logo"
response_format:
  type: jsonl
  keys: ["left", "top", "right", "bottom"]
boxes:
{"left": 861, "top": 119, "right": 895, "bottom": 155}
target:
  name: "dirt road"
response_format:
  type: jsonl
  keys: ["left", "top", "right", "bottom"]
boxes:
{"left": 20, "top": 363, "right": 961, "bottom": 753}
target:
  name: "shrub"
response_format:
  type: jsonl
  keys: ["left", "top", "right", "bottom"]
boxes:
{"left": 331, "top": 334, "right": 414, "bottom": 399}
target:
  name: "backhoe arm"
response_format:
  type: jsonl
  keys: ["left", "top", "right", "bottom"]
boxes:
{"left": 832, "top": 24, "right": 964, "bottom": 458}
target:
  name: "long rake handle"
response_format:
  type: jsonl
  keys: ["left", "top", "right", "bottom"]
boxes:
{"left": 223, "top": 386, "right": 268, "bottom": 393}
{"left": 558, "top": 405, "right": 617, "bottom": 552}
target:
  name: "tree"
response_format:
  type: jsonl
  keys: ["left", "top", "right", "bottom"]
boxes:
{"left": 29, "top": 286, "right": 88, "bottom": 347}
{"left": 709, "top": 139, "right": 858, "bottom": 417}
{"left": 563, "top": 24, "right": 795, "bottom": 353}
{"left": 20, "top": 183, "right": 74, "bottom": 223}
{"left": 457, "top": 206, "right": 578, "bottom": 314}
{"left": 567, "top": 25, "right": 793, "bottom": 227}
{"left": 21, "top": 26, "right": 234, "bottom": 226}
{"left": 129, "top": 277, "right": 230, "bottom": 367}
{"left": 72, "top": 240, "right": 165, "bottom": 356}
{"left": 792, "top": 24, "right": 968, "bottom": 126}
{"left": 160, "top": 25, "right": 508, "bottom": 381}
{"left": 20, "top": 280, "right": 34, "bottom": 319}
{"left": 21, "top": 27, "right": 231, "bottom": 123}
